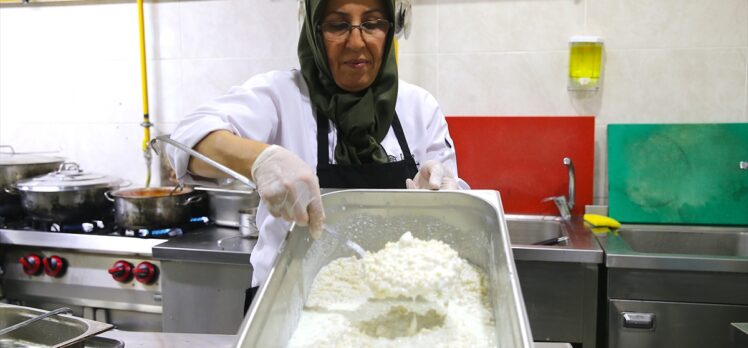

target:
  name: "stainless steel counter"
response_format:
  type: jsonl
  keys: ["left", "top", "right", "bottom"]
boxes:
{"left": 0, "top": 229, "right": 165, "bottom": 256}
{"left": 595, "top": 224, "right": 748, "bottom": 272}
{"left": 150, "top": 226, "right": 255, "bottom": 334}
{"left": 152, "top": 226, "right": 256, "bottom": 265}
{"left": 97, "top": 330, "right": 236, "bottom": 348}
{"left": 95, "top": 331, "right": 573, "bottom": 348}
{"left": 510, "top": 215, "right": 604, "bottom": 264}
{"left": 596, "top": 224, "right": 748, "bottom": 348}
{"left": 732, "top": 323, "right": 748, "bottom": 348}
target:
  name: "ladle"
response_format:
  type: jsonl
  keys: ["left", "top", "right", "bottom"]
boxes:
{"left": 152, "top": 135, "right": 368, "bottom": 257}
{"left": 324, "top": 224, "right": 367, "bottom": 259}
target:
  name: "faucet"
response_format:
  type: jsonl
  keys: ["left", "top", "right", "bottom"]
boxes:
{"left": 544, "top": 157, "right": 576, "bottom": 220}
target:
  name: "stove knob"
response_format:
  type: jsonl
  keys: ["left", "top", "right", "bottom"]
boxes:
{"left": 108, "top": 260, "right": 134, "bottom": 283}
{"left": 134, "top": 261, "right": 158, "bottom": 285}
{"left": 18, "top": 253, "right": 43, "bottom": 276}
{"left": 42, "top": 255, "right": 67, "bottom": 278}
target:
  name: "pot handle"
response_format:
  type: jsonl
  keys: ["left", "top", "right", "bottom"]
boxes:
{"left": 56, "top": 162, "right": 81, "bottom": 173}
{"left": 181, "top": 194, "right": 204, "bottom": 206}
{"left": 0, "top": 145, "right": 15, "bottom": 154}
{"left": 104, "top": 191, "right": 115, "bottom": 202}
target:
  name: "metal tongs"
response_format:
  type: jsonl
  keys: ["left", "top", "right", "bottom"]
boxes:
{"left": 0, "top": 307, "right": 73, "bottom": 336}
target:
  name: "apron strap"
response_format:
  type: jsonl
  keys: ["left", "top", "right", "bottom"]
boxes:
{"left": 315, "top": 110, "right": 331, "bottom": 165}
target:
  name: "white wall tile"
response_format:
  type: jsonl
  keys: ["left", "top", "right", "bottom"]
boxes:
{"left": 588, "top": 0, "right": 748, "bottom": 49}
{"left": 745, "top": 47, "right": 748, "bottom": 121}
{"left": 179, "top": 57, "right": 300, "bottom": 117}
{"left": 2, "top": 0, "right": 748, "bottom": 198}
{"left": 598, "top": 48, "right": 746, "bottom": 124}
{"left": 437, "top": 52, "right": 578, "bottom": 115}
{"left": 149, "top": 59, "right": 184, "bottom": 124}
{"left": 0, "top": 58, "right": 77, "bottom": 124}
{"left": 397, "top": 0, "right": 438, "bottom": 54}
{"left": 0, "top": 122, "right": 154, "bottom": 185}
{"left": 146, "top": 1, "right": 182, "bottom": 60}
{"left": 397, "top": 53, "right": 439, "bottom": 100}
{"left": 179, "top": 0, "right": 299, "bottom": 59}
{"left": 593, "top": 123, "right": 608, "bottom": 205}
{"left": 0, "top": 57, "right": 143, "bottom": 125}
{"left": 0, "top": 4, "right": 139, "bottom": 62}
{"left": 439, "top": 0, "right": 585, "bottom": 53}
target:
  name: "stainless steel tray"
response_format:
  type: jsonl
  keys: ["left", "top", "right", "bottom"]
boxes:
{"left": 235, "top": 190, "right": 533, "bottom": 347}
{"left": 0, "top": 303, "right": 113, "bottom": 347}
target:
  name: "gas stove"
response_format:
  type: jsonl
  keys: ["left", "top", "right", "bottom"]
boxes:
{"left": 0, "top": 215, "right": 210, "bottom": 238}
{"left": 0, "top": 216, "right": 212, "bottom": 331}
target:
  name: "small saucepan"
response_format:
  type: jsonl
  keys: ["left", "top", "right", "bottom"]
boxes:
{"left": 106, "top": 186, "right": 204, "bottom": 230}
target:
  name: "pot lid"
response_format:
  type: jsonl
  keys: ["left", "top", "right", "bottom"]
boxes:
{"left": 0, "top": 146, "right": 65, "bottom": 165}
{"left": 15, "top": 162, "right": 125, "bottom": 192}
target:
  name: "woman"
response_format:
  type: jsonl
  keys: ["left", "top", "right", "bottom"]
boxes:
{"left": 167, "top": 0, "right": 468, "bottom": 302}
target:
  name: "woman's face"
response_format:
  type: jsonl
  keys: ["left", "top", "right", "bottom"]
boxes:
{"left": 321, "top": 0, "right": 389, "bottom": 92}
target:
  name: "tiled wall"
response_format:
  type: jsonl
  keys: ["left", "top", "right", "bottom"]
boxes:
{"left": 1, "top": 0, "right": 747, "bottom": 206}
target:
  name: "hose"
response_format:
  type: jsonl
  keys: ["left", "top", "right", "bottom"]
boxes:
{"left": 138, "top": 0, "right": 152, "bottom": 188}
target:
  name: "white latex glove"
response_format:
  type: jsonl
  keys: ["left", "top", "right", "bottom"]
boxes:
{"left": 251, "top": 145, "right": 324, "bottom": 239}
{"left": 405, "top": 160, "right": 459, "bottom": 190}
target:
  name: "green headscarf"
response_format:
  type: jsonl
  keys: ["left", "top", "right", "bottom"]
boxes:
{"left": 298, "top": 0, "right": 399, "bottom": 165}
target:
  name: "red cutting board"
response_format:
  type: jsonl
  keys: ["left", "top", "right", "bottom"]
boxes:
{"left": 446, "top": 116, "right": 595, "bottom": 216}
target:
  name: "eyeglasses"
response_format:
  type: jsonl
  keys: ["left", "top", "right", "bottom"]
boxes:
{"left": 318, "top": 19, "right": 392, "bottom": 41}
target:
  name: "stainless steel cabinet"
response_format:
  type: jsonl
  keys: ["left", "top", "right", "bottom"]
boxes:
{"left": 609, "top": 299, "right": 748, "bottom": 348}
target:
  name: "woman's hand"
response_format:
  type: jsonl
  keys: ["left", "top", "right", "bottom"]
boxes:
{"left": 406, "top": 160, "right": 458, "bottom": 190}
{"left": 251, "top": 145, "right": 325, "bottom": 239}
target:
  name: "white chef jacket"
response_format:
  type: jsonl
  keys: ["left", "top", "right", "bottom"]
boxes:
{"left": 167, "top": 69, "right": 467, "bottom": 287}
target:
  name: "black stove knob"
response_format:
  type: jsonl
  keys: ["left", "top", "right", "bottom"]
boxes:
{"left": 19, "top": 253, "right": 43, "bottom": 276}
{"left": 42, "top": 255, "right": 67, "bottom": 278}
{"left": 108, "top": 260, "right": 134, "bottom": 283}
{"left": 134, "top": 261, "right": 158, "bottom": 285}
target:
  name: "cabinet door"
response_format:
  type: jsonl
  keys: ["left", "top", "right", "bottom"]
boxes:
{"left": 608, "top": 299, "right": 748, "bottom": 348}
{"left": 608, "top": 123, "right": 748, "bottom": 225}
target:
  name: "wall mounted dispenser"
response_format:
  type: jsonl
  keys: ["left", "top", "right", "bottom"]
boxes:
{"left": 568, "top": 36, "right": 604, "bottom": 91}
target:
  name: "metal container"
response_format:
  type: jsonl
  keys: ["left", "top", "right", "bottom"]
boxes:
{"left": 196, "top": 186, "right": 260, "bottom": 229}
{"left": 0, "top": 145, "right": 65, "bottom": 217}
{"left": 0, "top": 303, "right": 113, "bottom": 348}
{"left": 236, "top": 189, "right": 533, "bottom": 347}
{"left": 14, "top": 163, "right": 125, "bottom": 222}
{"left": 106, "top": 186, "right": 204, "bottom": 229}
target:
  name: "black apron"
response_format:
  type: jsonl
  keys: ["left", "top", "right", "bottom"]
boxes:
{"left": 316, "top": 112, "right": 419, "bottom": 189}
{"left": 243, "top": 113, "right": 419, "bottom": 315}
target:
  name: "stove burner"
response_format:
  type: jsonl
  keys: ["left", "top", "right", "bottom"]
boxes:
{"left": 2, "top": 215, "right": 211, "bottom": 239}
{"left": 117, "top": 216, "right": 210, "bottom": 239}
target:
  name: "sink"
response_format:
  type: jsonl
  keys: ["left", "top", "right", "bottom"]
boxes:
{"left": 598, "top": 224, "right": 748, "bottom": 273}
{"left": 617, "top": 225, "right": 748, "bottom": 257}
{"left": 505, "top": 215, "right": 567, "bottom": 245}
{"left": 0, "top": 304, "right": 112, "bottom": 347}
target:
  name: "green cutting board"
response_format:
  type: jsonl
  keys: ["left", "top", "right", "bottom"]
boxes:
{"left": 608, "top": 123, "right": 748, "bottom": 226}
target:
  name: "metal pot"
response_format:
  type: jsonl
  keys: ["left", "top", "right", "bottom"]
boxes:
{"left": 196, "top": 185, "right": 260, "bottom": 229}
{"left": 106, "top": 186, "right": 204, "bottom": 230}
{"left": 0, "top": 146, "right": 65, "bottom": 217}
{"left": 14, "top": 162, "right": 126, "bottom": 222}
{"left": 152, "top": 136, "right": 260, "bottom": 234}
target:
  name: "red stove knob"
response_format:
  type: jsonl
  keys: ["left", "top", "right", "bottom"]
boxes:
{"left": 42, "top": 255, "right": 67, "bottom": 278}
{"left": 134, "top": 261, "right": 158, "bottom": 285}
{"left": 18, "top": 253, "right": 43, "bottom": 276}
{"left": 108, "top": 260, "right": 134, "bottom": 283}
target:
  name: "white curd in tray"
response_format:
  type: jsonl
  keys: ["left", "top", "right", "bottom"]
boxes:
{"left": 288, "top": 232, "right": 495, "bottom": 348}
